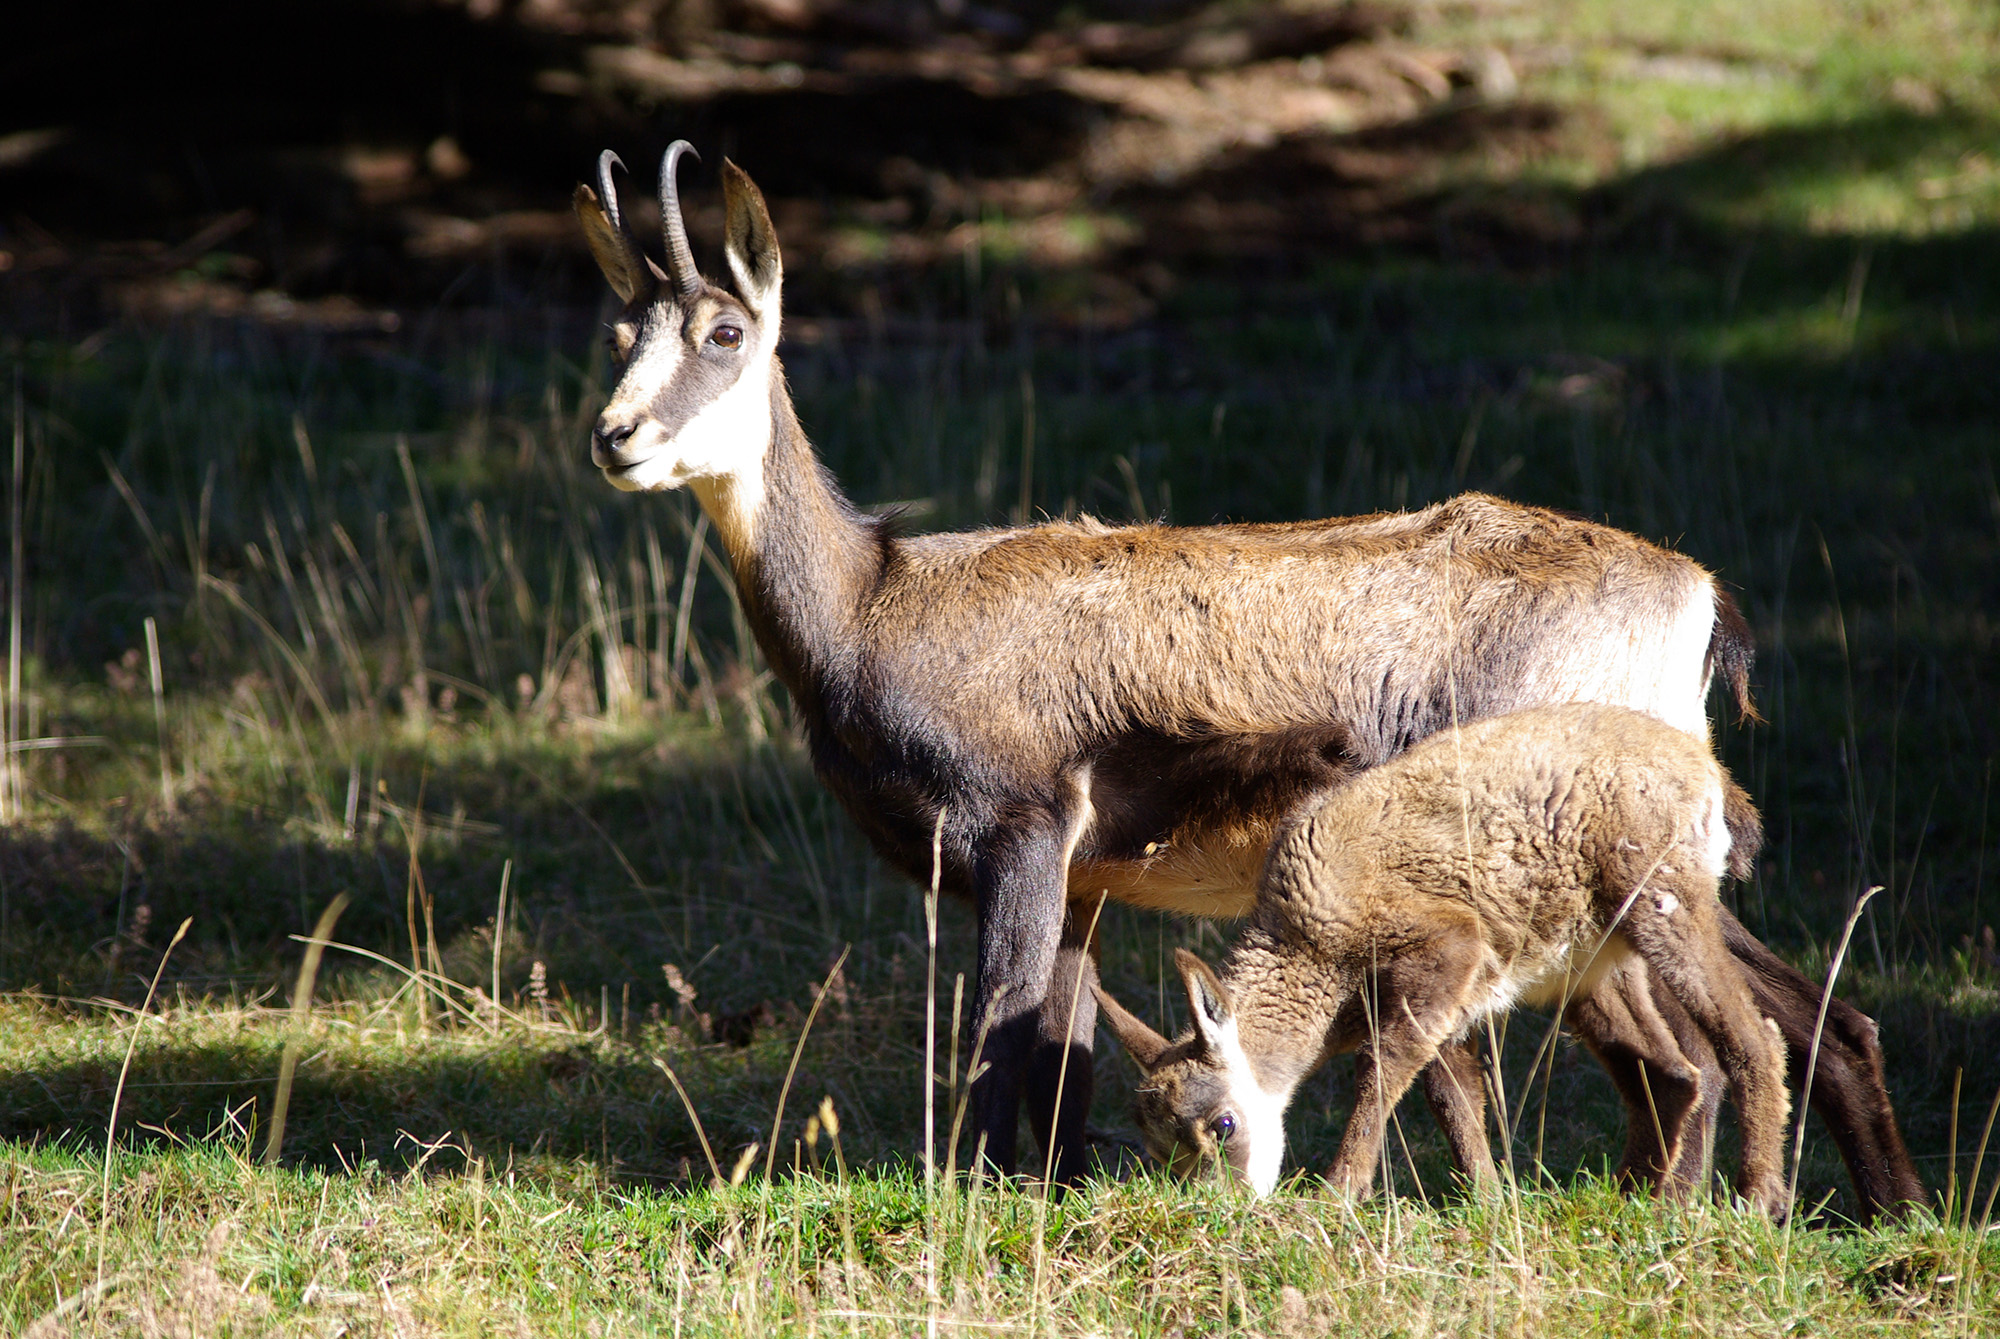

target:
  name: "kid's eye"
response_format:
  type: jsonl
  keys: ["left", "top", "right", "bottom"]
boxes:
{"left": 710, "top": 325, "right": 743, "bottom": 349}
{"left": 1212, "top": 1113, "right": 1236, "bottom": 1141}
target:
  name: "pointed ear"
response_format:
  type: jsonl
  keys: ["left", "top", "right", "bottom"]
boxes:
{"left": 1175, "top": 948, "right": 1233, "bottom": 1051}
{"left": 1092, "top": 983, "right": 1171, "bottom": 1072}
{"left": 574, "top": 183, "right": 654, "bottom": 306}
{"left": 720, "top": 158, "right": 782, "bottom": 323}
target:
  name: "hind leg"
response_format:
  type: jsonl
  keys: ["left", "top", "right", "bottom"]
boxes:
{"left": 1566, "top": 960, "right": 1714, "bottom": 1198}
{"left": 1420, "top": 1038, "right": 1498, "bottom": 1190}
{"left": 1626, "top": 891, "right": 1791, "bottom": 1219}
{"left": 1719, "top": 907, "right": 1925, "bottom": 1221}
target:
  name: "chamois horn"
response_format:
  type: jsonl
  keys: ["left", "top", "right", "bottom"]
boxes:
{"left": 595, "top": 150, "right": 629, "bottom": 233}
{"left": 658, "top": 140, "right": 701, "bottom": 300}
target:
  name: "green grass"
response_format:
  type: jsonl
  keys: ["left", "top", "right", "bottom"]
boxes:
{"left": 4, "top": 0, "right": 2000, "bottom": 1331}
{"left": 5, "top": 1131, "right": 1996, "bottom": 1335}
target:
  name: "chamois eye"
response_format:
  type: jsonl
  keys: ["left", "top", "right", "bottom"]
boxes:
{"left": 1212, "top": 1113, "right": 1236, "bottom": 1142}
{"left": 710, "top": 325, "right": 743, "bottom": 350}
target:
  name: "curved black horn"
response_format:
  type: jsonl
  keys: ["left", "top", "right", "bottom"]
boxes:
{"left": 595, "top": 150, "right": 629, "bottom": 232}
{"left": 658, "top": 140, "right": 702, "bottom": 300}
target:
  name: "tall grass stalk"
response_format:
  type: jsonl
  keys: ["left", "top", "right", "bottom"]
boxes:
{"left": 1028, "top": 891, "right": 1108, "bottom": 1335}
{"left": 1962, "top": 1083, "right": 2000, "bottom": 1234}
{"left": 491, "top": 857, "right": 512, "bottom": 1026}
{"left": 654, "top": 1057, "right": 723, "bottom": 1185}
{"left": 1783, "top": 883, "right": 1880, "bottom": 1271}
{"left": 763, "top": 944, "right": 850, "bottom": 1183}
{"left": 923, "top": 808, "right": 946, "bottom": 1336}
{"left": 143, "top": 616, "right": 170, "bottom": 813}
{"left": 96, "top": 915, "right": 192, "bottom": 1291}
{"left": 265, "top": 892, "right": 350, "bottom": 1165}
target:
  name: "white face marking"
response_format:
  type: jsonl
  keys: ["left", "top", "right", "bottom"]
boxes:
{"left": 596, "top": 288, "right": 783, "bottom": 556}
{"left": 1201, "top": 1015, "right": 1293, "bottom": 1196}
{"left": 1657, "top": 893, "right": 1681, "bottom": 915}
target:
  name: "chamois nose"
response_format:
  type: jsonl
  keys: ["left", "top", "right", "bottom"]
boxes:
{"left": 593, "top": 419, "right": 637, "bottom": 464}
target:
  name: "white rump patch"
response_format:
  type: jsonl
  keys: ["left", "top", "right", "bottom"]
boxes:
{"left": 1698, "top": 781, "right": 1731, "bottom": 879}
{"left": 1526, "top": 575, "right": 1717, "bottom": 741}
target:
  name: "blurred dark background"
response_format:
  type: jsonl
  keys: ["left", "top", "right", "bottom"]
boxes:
{"left": 0, "top": 0, "right": 1541, "bottom": 331}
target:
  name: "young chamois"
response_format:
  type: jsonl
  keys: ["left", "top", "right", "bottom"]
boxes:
{"left": 1095, "top": 704, "right": 1791, "bottom": 1217}
{"left": 573, "top": 144, "right": 1920, "bottom": 1217}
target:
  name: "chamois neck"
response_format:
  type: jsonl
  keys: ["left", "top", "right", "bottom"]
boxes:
{"left": 695, "top": 367, "right": 885, "bottom": 696}
{"left": 1226, "top": 929, "right": 1344, "bottom": 1092}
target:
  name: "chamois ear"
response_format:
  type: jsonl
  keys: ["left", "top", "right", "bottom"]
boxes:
{"left": 573, "top": 181, "right": 654, "bottom": 307}
{"left": 1175, "top": 948, "right": 1233, "bottom": 1052}
{"left": 1091, "top": 984, "right": 1170, "bottom": 1072}
{"left": 720, "top": 158, "right": 782, "bottom": 324}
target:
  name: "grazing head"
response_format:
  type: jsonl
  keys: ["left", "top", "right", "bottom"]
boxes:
{"left": 574, "top": 144, "right": 784, "bottom": 498}
{"left": 1094, "top": 949, "right": 1291, "bottom": 1194}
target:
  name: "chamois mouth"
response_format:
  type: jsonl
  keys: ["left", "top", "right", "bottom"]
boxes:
{"left": 592, "top": 444, "right": 647, "bottom": 472}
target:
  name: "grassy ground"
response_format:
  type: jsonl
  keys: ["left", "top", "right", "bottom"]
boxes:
{"left": 4, "top": 0, "right": 2000, "bottom": 1332}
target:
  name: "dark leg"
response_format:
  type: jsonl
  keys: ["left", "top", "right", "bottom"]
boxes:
{"left": 1645, "top": 982, "right": 1727, "bottom": 1194}
{"left": 1628, "top": 899, "right": 1791, "bottom": 1219}
{"left": 1419, "top": 1038, "right": 1497, "bottom": 1189}
{"left": 1566, "top": 965, "right": 1712, "bottom": 1197}
{"left": 1025, "top": 897, "right": 1104, "bottom": 1185}
{"left": 1719, "top": 907, "right": 1926, "bottom": 1221}
{"left": 1328, "top": 931, "right": 1483, "bottom": 1198}
{"left": 967, "top": 810, "right": 1081, "bottom": 1178}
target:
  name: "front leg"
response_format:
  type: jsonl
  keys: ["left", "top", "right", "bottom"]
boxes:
{"left": 1026, "top": 896, "right": 1105, "bottom": 1185}
{"left": 968, "top": 798, "right": 1087, "bottom": 1178}
{"left": 1328, "top": 930, "right": 1483, "bottom": 1198}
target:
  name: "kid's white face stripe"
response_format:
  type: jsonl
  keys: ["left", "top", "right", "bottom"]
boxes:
{"left": 1207, "top": 1016, "right": 1292, "bottom": 1196}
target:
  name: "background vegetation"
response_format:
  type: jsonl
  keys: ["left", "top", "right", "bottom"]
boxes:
{"left": 1, "top": 0, "right": 1996, "bottom": 1332}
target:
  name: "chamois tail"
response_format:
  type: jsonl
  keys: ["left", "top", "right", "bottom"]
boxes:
{"left": 1704, "top": 588, "right": 1762, "bottom": 725}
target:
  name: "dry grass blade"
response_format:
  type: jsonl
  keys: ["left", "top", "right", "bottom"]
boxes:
{"left": 97, "top": 916, "right": 193, "bottom": 1291}
{"left": 265, "top": 892, "right": 351, "bottom": 1165}
{"left": 655, "top": 1055, "right": 724, "bottom": 1186}
{"left": 1784, "top": 884, "right": 1881, "bottom": 1263}
{"left": 765, "top": 944, "right": 851, "bottom": 1182}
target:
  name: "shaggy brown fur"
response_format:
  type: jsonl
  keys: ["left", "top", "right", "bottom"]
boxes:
{"left": 1098, "top": 705, "right": 1792, "bottom": 1216}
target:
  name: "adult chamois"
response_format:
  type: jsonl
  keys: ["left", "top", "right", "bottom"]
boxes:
{"left": 572, "top": 144, "right": 1922, "bottom": 1217}
{"left": 1096, "top": 704, "right": 1790, "bottom": 1216}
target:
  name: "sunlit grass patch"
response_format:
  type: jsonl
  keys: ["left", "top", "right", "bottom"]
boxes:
{"left": 4, "top": 1138, "right": 1995, "bottom": 1336}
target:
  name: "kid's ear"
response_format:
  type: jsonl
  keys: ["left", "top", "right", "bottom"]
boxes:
{"left": 1175, "top": 948, "right": 1233, "bottom": 1052}
{"left": 1092, "top": 983, "right": 1171, "bottom": 1072}
{"left": 720, "top": 158, "right": 782, "bottom": 324}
